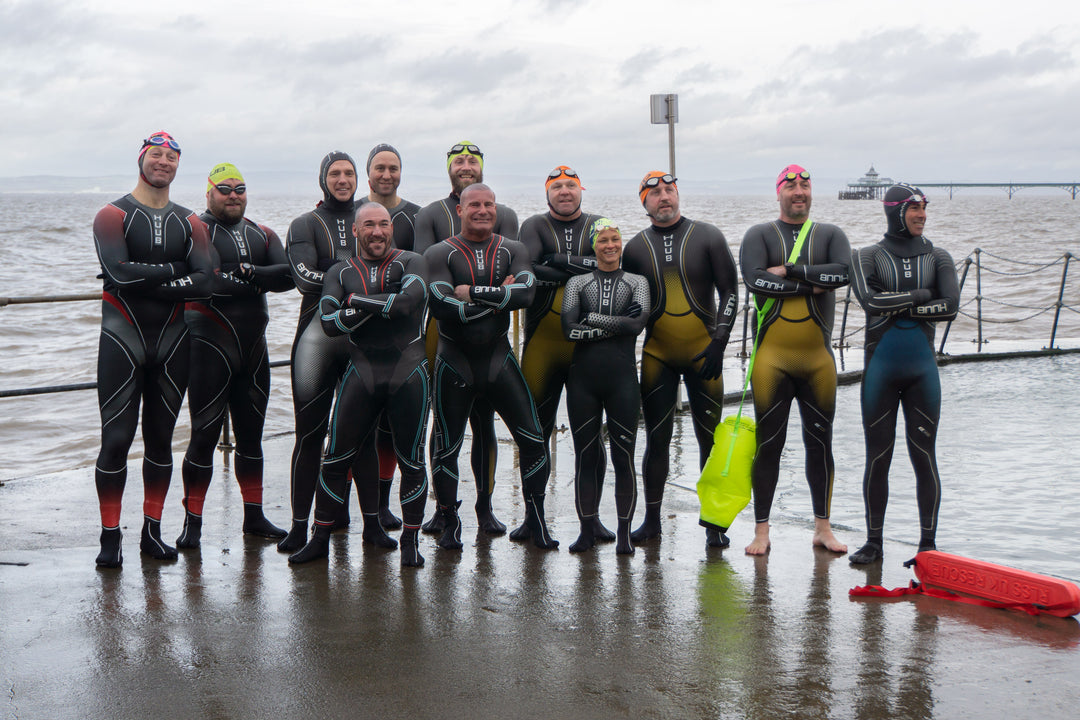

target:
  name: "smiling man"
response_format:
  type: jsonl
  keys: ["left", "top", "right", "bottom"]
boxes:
{"left": 289, "top": 202, "right": 432, "bottom": 567}
{"left": 738, "top": 163, "right": 851, "bottom": 556}
{"left": 92, "top": 131, "right": 214, "bottom": 567}
{"left": 278, "top": 151, "right": 362, "bottom": 552}
{"left": 423, "top": 183, "right": 557, "bottom": 552}
{"left": 413, "top": 142, "right": 520, "bottom": 536}
{"left": 177, "top": 163, "right": 294, "bottom": 550}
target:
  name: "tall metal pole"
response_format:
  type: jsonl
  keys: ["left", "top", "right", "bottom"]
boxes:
{"left": 667, "top": 94, "right": 677, "bottom": 176}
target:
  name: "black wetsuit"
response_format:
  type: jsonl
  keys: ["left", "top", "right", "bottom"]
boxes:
{"left": 413, "top": 193, "right": 519, "bottom": 517}
{"left": 561, "top": 268, "right": 650, "bottom": 552}
{"left": 518, "top": 211, "right": 601, "bottom": 441}
{"left": 851, "top": 233, "right": 959, "bottom": 551}
{"left": 356, "top": 196, "right": 422, "bottom": 523}
{"left": 305, "top": 250, "right": 430, "bottom": 564}
{"left": 179, "top": 212, "right": 294, "bottom": 545}
{"left": 622, "top": 217, "right": 739, "bottom": 537}
{"left": 423, "top": 232, "right": 556, "bottom": 548}
{"left": 93, "top": 194, "right": 214, "bottom": 562}
{"left": 282, "top": 193, "right": 357, "bottom": 546}
{"left": 739, "top": 220, "right": 850, "bottom": 525}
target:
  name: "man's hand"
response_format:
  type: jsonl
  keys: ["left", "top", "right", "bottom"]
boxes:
{"left": 454, "top": 284, "right": 472, "bottom": 302}
{"left": 693, "top": 338, "right": 726, "bottom": 380}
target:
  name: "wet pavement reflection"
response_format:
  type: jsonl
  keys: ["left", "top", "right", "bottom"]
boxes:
{"left": 2, "top": 436, "right": 1079, "bottom": 719}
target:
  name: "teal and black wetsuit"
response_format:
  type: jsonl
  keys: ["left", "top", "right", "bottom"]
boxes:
{"left": 851, "top": 210, "right": 959, "bottom": 555}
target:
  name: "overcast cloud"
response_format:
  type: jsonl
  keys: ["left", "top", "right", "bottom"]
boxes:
{"left": 1, "top": 0, "right": 1077, "bottom": 194}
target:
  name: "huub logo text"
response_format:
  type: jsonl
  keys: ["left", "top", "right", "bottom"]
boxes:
{"left": 153, "top": 214, "right": 164, "bottom": 246}
{"left": 337, "top": 219, "right": 348, "bottom": 247}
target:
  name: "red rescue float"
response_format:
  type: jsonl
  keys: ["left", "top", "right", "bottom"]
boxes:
{"left": 912, "top": 550, "right": 1080, "bottom": 618}
{"left": 850, "top": 550, "right": 1080, "bottom": 618}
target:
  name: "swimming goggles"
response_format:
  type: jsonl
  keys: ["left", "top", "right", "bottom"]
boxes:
{"left": 884, "top": 194, "right": 929, "bottom": 206}
{"left": 641, "top": 173, "right": 676, "bottom": 190}
{"left": 142, "top": 134, "right": 181, "bottom": 153}
{"left": 779, "top": 170, "right": 811, "bottom": 184}
{"left": 447, "top": 144, "right": 483, "bottom": 159}
{"left": 548, "top": 166, "right": 579, "bottom": 180}
{"left": 211, "top": 183, "right": 246, "bottom": 196}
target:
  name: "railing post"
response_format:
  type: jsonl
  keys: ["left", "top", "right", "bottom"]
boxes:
{"left": 1048, "top": 252, "right": 1072, "bottom": 350}
{"left": 974, "top": 248, "right": 985, "bottom": 350}
{"left": 837, "top": 285, "right": 852, "bottom": 350}
{"left": 217, "top": 412, "right": 234, "bottom": 466}
{"left": 739, "top": 287, "right": 751, "bottom": 358}
{"left": 939, "top": 256, "right": 971, "bottom": 354}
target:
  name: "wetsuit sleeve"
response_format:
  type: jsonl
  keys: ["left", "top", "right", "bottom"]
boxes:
{"left": 151, "top": 213, "right": 215, "bottom": 301}
{"left": 425, "top": 244, "right": 494, "bottom": 324}
{"left": 250, "top": 225, "right": 296, "bottom": 293}
{"left": 850, "top": 245, "right": 932, "bottom": 315}
{"left": 786, "top": 225, "right": 851, "bottom": 289}
{"left": 911, "top": 248, "right": 960, "bottom": 321}
{"left": 469, "top": 240, "right": 537, "bottom": 311}
{"left": 520, "top": 217, "right": 566, "bottom": 286}
{"left": 93, "top": 204, "right": 183, "bottom": 291}
{"left": 739, "top": 224, "right": 812, "bottom": 299}
{"left": 347, "top": 253, "right": 429, "bottom": 319}
{"left": 287, "top": 215, "right": 325, "bottom": 296}
{"left": 412, "top": 205, "right": 439, "bottom": 256}
{"left": 320, "top": 263, "right": 367, "bottom": 336}
{"left": 709, "top": 228, "right": 739, "bottom": 344}
{"left": 561, "top": 274, "right": 608, "bottom": 341}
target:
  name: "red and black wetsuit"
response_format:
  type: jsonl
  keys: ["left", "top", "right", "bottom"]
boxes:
{"left": 178, "top": 212, "right": 294, "bottom": 545}
{"left": 93, "top": 193, "right": 214, "bottom": 562}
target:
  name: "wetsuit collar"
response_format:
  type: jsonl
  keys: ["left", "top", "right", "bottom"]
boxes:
{"left": 650, "top": 216, "right": 686, "bottom": 234}
{"left": 318, "top": 195, "right": 354, "bottom": 213}
{"left": 881, "top": 231, "right": 934, "bottom": 258}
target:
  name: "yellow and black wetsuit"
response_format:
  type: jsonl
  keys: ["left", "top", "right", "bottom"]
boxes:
{"left": 740, "top": 220, "right": 850, "bottom": 525}
{"left": 622, "top": 216, "right": 739, "bottom": 538}
{"left": 518, "top": 211, "right": 601, "bottom": 441}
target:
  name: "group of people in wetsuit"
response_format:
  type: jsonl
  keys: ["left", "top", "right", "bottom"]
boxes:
{"left": 92, "top": 132, "right": 959, "bottom": 570}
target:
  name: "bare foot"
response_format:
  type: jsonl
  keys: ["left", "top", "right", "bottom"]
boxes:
{"left": 812, "top": 519, "right": 848, "bottom": 554}
{"left": 744, "top": 522, "right": 771, "bottom": 555}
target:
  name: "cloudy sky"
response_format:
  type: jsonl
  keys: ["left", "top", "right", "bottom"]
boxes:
{"left": 2, "top": 0, "right": 1077, "bottom": 193}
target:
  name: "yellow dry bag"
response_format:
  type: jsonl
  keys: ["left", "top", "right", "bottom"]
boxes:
{"left": 697, "top": 415, "right": 756, "bottom": 530}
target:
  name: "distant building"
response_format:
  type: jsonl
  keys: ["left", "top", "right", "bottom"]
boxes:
{"left": 839, "top": 165, "right": 894, "bottom": 200}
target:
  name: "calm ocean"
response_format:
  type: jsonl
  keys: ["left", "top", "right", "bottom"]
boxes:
{"left": 1, "top": 190, "right": 1077, "bottom": 577}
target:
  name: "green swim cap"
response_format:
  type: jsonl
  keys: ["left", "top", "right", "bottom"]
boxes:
{"left": 589, "top": 217, "right": 620, "bottom": 248}
{"left": 207, "top": 162, "right": 244, "bottom": 192}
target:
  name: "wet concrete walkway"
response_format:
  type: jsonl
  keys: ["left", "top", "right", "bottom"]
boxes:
{"left": 2, "top": 433, "right": 1079, "bottom": 719}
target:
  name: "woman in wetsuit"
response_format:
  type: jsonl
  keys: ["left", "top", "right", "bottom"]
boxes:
{"left": 561, "top": 219, "right": 650, "bottom": 554}
{"left": 849, "top": 184, "right": 960, "bottom": 564}
{"left": 93, "top": 132, "right": 214, "bottom": 567}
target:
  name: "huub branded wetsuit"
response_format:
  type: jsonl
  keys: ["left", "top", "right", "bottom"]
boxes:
{"left": 289, "top": 249, "right": 430, "bottom": 566}
{"left": 423, "top": 232, "right": 557, "bottom": 549}
{"left": 518, "top": 211, "right": 602, "bottom": 442}
{"left": 740, "top": 220, "right": 851, "bottom": 526}
{"left": 622, "top": 216, "right": 738, "bottom": 537}
{"left": 279, "top": 152, "right": 359, "bottom": 551}
{"left": 413, "top": 194, "right": 520, "bottom": 527}
{"left": 850, "top": 197, "right": 959, "bottom": 556}
{"left": 177, "top": 212, "right": 294, "bottom": 547}
{"left": 356, "top": 195, "right": 422, "bottom": 526}
{"left": 93, "top": 193, "right": 214, "bottom": 564}
{"left": 561, "top": 268, "right": 650, "bottom": 553}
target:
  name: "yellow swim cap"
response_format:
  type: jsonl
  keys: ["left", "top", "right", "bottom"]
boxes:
{"left": 207, "top": 162, "right": 245, "bottom": 192}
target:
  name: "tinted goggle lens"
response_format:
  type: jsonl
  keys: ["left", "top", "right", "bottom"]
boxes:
{"left": 214, "top": 184, "right": 246, "bottom": 196}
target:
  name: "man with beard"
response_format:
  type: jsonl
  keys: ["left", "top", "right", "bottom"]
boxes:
{"left": 622, "top": 172, "right": 739, "bottom": 548}
{"left": 413, "top": 142, "right": 519, "bottom": 536}
{"left": 289, "top": 202, "right": 432, "bottom": 567}
{"left": 357, "top": 143, "right": 422, "bottom": 530}
{"left": 423, "top": 183, "right": 557, "bottom": 551}
{"left": 176, "top": 163, "right": 294, "bottom": 549}
{"left": 92, "top": 131, "right": 214, "bottom": 567}
{"left": 278, "top": 151, "right": 361, "bottom": 553}
{"left": 739, "top": 164, "right": 850, "bottom": 556}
